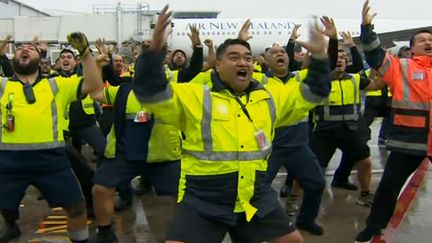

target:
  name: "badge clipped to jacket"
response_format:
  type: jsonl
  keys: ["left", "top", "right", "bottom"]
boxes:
{"left": 255, "top": 129, "right": 271, "bottom": 151}
{"left": 134, "top": 111, "right": 150, "bottom": 123}
{"left": 412, "top": 72, "right": 425, "bottom": 80}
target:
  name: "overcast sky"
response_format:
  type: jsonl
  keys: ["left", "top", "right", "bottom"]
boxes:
{"left": 19, "top": 0, "right": 432, "bottom": 19}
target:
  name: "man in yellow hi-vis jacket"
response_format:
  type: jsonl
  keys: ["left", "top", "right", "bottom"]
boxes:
{"left": 0, "top": 33, "right": 102, "bottom": 243}
{"left": 133, "top": 6, "right": 331, "bottom": 243}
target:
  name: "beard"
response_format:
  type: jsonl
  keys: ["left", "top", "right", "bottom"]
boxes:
{"left": 13, "top": 57, "right": 40, "bottom": 75}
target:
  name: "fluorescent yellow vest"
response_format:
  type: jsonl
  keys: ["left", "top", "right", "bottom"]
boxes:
{"left": 145, "top": 74, "right": 320, "bottom": 221}
{"left": 0, "top": 76, "right": 81, "bottom": 150}
{"left": 104, "top": 86, "right": 181, "bottom": 162}
{"left": 81, "top": 95, "right": 96, "bottom": 115}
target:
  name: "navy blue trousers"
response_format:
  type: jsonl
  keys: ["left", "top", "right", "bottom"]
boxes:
{"left": 265, "top": 145, "right": 325, "bottom": 224}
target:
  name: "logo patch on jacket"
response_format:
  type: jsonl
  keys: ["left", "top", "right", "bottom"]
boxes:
{"left": 216, "top": 104, "right": 229, "bottom": 115}
{"left": 412, "top": 72, "right": 425, "bottom": 80}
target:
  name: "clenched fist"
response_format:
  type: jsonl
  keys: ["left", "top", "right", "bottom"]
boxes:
{"left": 67, "top": 32, "right": 89, "bottom": 55}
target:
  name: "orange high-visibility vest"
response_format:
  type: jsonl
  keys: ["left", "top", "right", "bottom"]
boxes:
{"left": 378, "top": 54, "right": 432, "bottom": 156}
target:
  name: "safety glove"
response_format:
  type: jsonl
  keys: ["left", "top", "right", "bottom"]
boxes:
{"left": 67, "top": 32, "right": 90, "bottom": 56}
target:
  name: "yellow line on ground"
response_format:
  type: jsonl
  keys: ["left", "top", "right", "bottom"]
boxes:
{"left": 29, "top": 236, "right": 71, "bottom": 242}
{"left": 42, "top": 220, "right": 67, "bottom": 225}
{"left": 42, "top": 220, "right": 92, "bottom": 225}
{"left": 36, "top": 225, "right": 67, "bottom": 234}
{"left": 46, "top": 215, "right": 67, "bottom": 219}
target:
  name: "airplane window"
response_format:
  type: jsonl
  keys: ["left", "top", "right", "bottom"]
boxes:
{"left": 222, "top": 32, "right": 225, "bottom": 35}
{"left": 257, "top": 31, "right": 260, "bottom": 35}
{"left": 207, "top": 32, "right": 210, "bottom": 35}
{"left": 212, "top": 32, "right": 215, "bottom": 35}
{"left": 182, "top": 32, "right": 185, "bottom": 36}
{"left": 269, "top": 31, "right": 272, "bottom": 35}
{"left": 217, "top": 32, "right": 220, "bottom": 35}
{"left": 177, "top": 33, "right": 180, "bottom": 36}
{"left": 232, "top": 32, "right": 236, "bottom": 35}
{"left": 264, "top": 31, "right": 267, "bottom": 35}
{"left": 251, "top": 31, "right": 255, "bottom": 35}
{"left": 278, "top": 31, "right": 282, "bottom": 35}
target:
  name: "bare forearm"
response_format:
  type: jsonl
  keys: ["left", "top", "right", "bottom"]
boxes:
{"left": 81, "top": 51, "right": 103, "bottom": 95}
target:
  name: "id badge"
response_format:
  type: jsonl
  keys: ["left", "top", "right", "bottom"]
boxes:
{"left": 254, "top": 129, "right": 271, "bottom": 151}
{"left": 134, "top": 111, "right": 149, "bottom": 123}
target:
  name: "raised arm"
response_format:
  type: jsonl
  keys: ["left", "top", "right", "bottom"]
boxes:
{"left": 202, "top": 39, "right": 216, "bottom": 71}
{"left": 286, "top": 24, "right": 303, "bottom": 71}
{"left": 177, "top": 24, "right": 203, "bottom": 83}
{"left": 237, "top": 19, "right": 253, "bottom": 42}
{"left": 133, "top": 5, "right": 172, "bottom": 102}
{"left": 67, "top": 32, "right": 103, "bottom": 96}
{"left": 0, "top": 35, "right": 14, "bottom": 77}
{"left": 295, "top": 18, "right": 331, "bottom": 101}
{"left": 320, "top": 16, "right": 338, "bottom": 70}
{"left": 341, "top": 31, "right": 364, "bottom": 73}
{"left": 360, "top": 0, "right": 386, "bottom": 69}
{"left": 274, "top": 19, "right": 331, "bottom": 126}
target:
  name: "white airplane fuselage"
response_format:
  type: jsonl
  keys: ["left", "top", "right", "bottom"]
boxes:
{"left": 168, "top": 18, "right": 432, "bottom": 56}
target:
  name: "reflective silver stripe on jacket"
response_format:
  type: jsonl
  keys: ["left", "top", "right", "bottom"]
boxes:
{"left": 183, "top": 148, "right": 272, "bottom": 161}
{"left": 378, "top": 56, "right": 391, "bottom": 76}
{"left": 0, "top": 77, "right": 7, "bottom": 98}
{"left": 391, "top": 59, "right": 430, "bottom": 111}
{"left": 0, "top": 141, "right": 65, "bottom": 150}
{"left": 0, "top": 77, "right": 7, "bottom": 142}
{"left": 322, "top": 75, "right": 359, "bottom": 121}
{"left": 126, "top": 113, "right": 136, "bottom": 120}
{"left": 48, "top": 78, "right": 59, "bottom": 142}
{"left": 264, "top": 89, "right": 276, "bottom": 133}
{"left": 293, "top": 71, "right": 301, "bottom": 82}
{"left": 138, "top": 85, "right": 173, "bottom": 103}
{"left": 387, "top": 139, "right": 427, "bottom": 152}
{"left": 166, "top": 70, "right": 175, "bottom": 82}
{"left": 261, "top": 75, "right": 268, "bottom": 85}
{"left": 195, "top": 87, "right": 275, "bottom": 161}
{"left": 201, "top": 87, "right": 213, "bottom": 153}
{"left": 0, "top": 78, "right": 63, "bottom": 149}
{"left": 392, "top": 100, "right": 429, "bottom": 110}
{"left": 362, "top": 38, "right": 381, "bottom": 51}
{"left": 300, "top": 83, "right": 325, "bottom": 103}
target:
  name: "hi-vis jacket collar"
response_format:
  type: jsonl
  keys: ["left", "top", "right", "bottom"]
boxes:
{"left": 10, "top": 74, "right": 43, "bottom": 86}
{"left": 210, "top": 70, "right": 265, "bottom": 94}
{"left": 329, "top": 71, "right": 352, "bottom": 80}
{"left": 265, "top": 70, "right": 295, "bottom": 84}
{"left": 412, "top": 56, "right": 432, "bottom": 68}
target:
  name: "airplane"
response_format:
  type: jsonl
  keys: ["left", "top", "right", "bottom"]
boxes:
{"left": 167, "top": 18, "right": 432, "bottom": 57}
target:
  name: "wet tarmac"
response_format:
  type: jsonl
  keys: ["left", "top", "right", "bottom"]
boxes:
{"left": 2, "top": 119, "right": 431, "bottom": 243}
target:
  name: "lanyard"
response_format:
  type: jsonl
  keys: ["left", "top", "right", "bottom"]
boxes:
{"left": 234, "top": 94, "right": 253, "bottom": 123}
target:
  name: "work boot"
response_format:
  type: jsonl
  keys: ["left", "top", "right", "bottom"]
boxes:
{"left": 285, "top": 195, "right": 299, "bottom": 216}
{"left": 0, "top": 222, "right": 21, "bottom": 243}
{"left": 356, "top": 192, "right": 374, "bottom": 207}
{"left": 331, "top": 180, "right": 359, "bottom": 191}
{"left": 279, "top": 185, "right": 291, "bottom": 198}
{"left": 296, "top": 221, "right": 324, "bottom": 235}
{"left": 355, "top": 227, "right": 381, "bottom": 243}
{"left": 89, "top": 228, "right": 118, "bottom": 243}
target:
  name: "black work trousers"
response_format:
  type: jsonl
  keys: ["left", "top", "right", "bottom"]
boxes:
{"left": 365, "top": 152, "right": 427, "bottom": 231}
{"left": 265, "top": 145, "right": 325, "bottom": 225}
